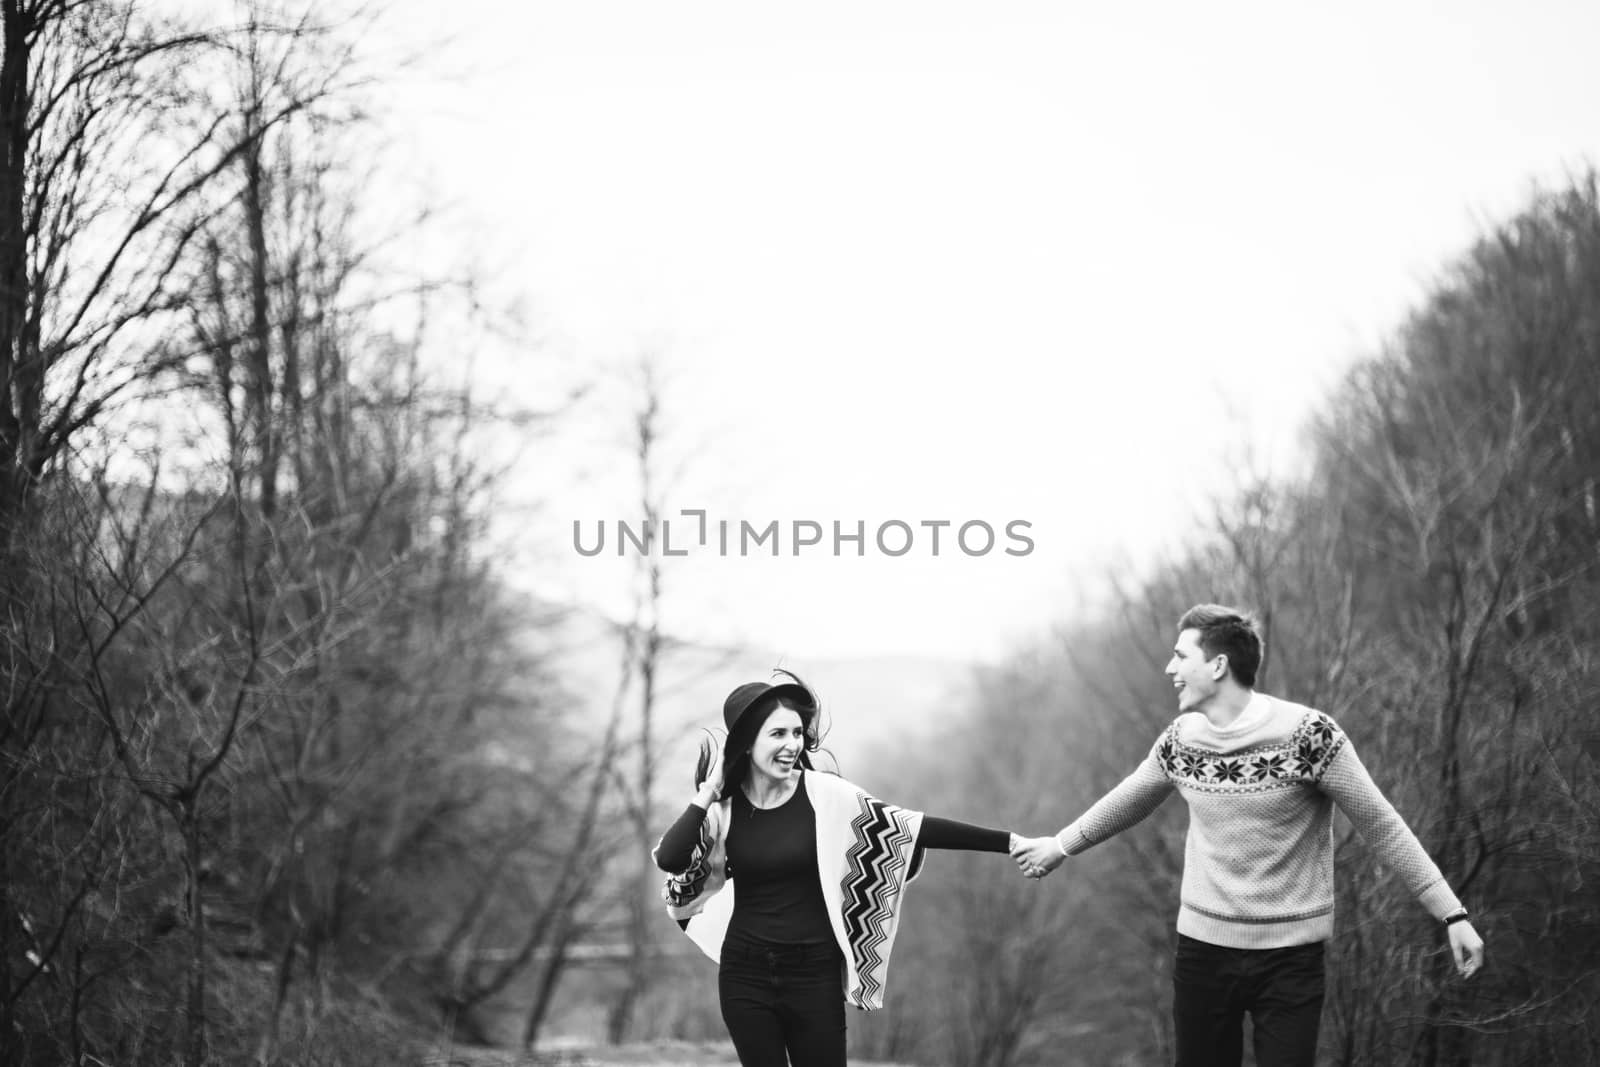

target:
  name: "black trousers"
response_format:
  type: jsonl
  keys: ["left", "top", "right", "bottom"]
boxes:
{"left": 719, "top": 938, "right": 847, "bottom": 1067}
{"left": 1173, "top": 934, "right": 1326, "bottom": 1067}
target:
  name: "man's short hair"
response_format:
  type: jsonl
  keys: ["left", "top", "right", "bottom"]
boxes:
{"left": 1178, "top": 604, "right": 1264, "bottom": 688}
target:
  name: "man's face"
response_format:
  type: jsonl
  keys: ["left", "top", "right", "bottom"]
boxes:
{"left": 1165, "top": 627, "right": 1223, "bottom": 712}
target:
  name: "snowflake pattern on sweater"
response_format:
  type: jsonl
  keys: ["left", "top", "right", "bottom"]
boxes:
{"left": 1157, "top": 709, "right": 1345, "bottom": 793}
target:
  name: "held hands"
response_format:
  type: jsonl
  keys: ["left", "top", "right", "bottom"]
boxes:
{"left": 1009, "top": 833, "right": 1067, "bottom": 880}
{"left": 1448, "top": 920, "right": 1485, "bottom": 979}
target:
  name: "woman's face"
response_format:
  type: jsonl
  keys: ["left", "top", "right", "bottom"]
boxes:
{"left": 748, "top": 705, "right": 805, "bottom": 786}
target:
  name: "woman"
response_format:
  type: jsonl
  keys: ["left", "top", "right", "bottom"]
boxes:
{"left": 653, "top": 670, "right": 1022, "bottom": 1067}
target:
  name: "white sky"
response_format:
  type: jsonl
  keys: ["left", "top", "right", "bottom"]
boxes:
{"left": 375, "top": 0, "right": 1600, "bottom": 662}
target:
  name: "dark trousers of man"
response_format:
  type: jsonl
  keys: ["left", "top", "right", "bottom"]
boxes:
{"left": 1173, "top": 934, "right": 1326, "bottom": 1067}
{"left": 719, "top": 939, "right": 847, "bottom": 1067}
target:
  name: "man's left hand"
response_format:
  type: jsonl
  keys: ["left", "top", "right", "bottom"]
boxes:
{"left": 1449, "top": 921, "right": 1485, "bottom": 978}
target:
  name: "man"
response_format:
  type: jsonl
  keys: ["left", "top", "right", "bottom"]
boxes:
{"left": 1011, "top": 604, "right": 1484, "bottom": 1067}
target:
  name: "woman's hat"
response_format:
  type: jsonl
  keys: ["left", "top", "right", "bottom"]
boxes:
{"left": 721, "top": 677, "right": 815, "bottom": 762}
{"left": 723, "top": 680, "right": 811, "bottom": 732}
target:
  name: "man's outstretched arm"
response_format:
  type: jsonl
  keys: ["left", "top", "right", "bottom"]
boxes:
{"left": 1319, "top": 733, "right": 1485, "bottom": 978}
{"left": 1012, "top": 737, "right": 1175, "bottom": 878}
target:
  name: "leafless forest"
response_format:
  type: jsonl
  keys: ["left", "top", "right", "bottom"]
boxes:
{"left": 3, "top": 3, "right": 1597, "bottom": 1065}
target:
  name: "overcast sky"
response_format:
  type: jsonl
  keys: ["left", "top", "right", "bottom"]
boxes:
{"left": 378, "top": 1, "right": 1600, "bottom": 662}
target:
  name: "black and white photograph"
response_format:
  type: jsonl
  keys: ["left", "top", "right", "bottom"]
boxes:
{"left": 2, "top": 2, "right": 1597, "bottom": 1064}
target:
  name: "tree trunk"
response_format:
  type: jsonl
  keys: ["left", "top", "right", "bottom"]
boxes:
{"left": 183, "top": 799, "right": 208, "bottom": 1067}
{"left": 521, "top": 919, "right": 578, "bottom": 1050}
{"left": 0, "top": 0, "right": 33, "bottom": 548}
{"left": 255, "top": 932, "right": 297, "bottom": 1065}
{"left": 0, "top": 11, "right": 32, "bottom": 1059}
{"left": 608, "top": 623, "right": 660, "bottom": 1045}
{"left": 242, "top": 103, "right": 278, "bottom": 523}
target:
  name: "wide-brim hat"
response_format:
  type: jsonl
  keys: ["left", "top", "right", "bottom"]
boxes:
{"left": 722, "top": 679, "right": 814, "bottom": 761}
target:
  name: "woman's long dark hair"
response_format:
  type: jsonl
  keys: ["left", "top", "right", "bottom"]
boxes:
{"left": 697, "top": 668, "right": 834, "bottom": 799}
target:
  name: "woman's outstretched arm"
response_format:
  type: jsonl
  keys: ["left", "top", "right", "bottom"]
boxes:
{"left": 918, "top": 815, "right": 1011, "bottom": 853}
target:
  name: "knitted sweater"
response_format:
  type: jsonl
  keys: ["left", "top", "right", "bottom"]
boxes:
{"left": 1059, "top": 694, "right": 1463, "bottom": 949}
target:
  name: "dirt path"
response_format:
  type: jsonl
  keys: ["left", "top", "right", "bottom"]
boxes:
{"left": 419, "top": 1040, "right": 915, "bottom": 1066}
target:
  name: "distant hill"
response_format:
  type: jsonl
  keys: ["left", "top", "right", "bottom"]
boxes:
{"left": 529, "top": 600, "right": 983, "bottom": 796}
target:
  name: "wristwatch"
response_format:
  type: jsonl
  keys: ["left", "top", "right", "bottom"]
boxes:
{"left": 1443, "top": 908, "right": 1470, "bottom": 926}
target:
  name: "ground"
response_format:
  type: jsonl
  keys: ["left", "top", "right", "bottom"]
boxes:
{"left": 418, "top": 1040, "right": 916, "bottom": 1066}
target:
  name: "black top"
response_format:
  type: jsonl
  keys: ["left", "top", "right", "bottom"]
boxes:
{"left": 725, "top": 774, "right": 834, "bottom": 944}
{"left": 655, "top": 771, "right": 1010, "bottom": 947}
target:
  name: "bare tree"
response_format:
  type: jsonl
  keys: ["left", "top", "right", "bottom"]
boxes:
{"left": 2, "top": 5, "right": 584, "bottom": 1065}
{"left": 603, "top": 352, "right": 675, "bottom": 1045}
{"left": 0, "top": 5, "right": 234, "bottom": 1057}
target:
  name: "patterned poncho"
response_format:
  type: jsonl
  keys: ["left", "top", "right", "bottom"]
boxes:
{"left": 655, "top": 770, "right": 926, "bottom": 1011}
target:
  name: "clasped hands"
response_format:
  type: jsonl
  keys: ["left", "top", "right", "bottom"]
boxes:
{"left": 1008, "top": 833, "right": 1067, "bottom": 880}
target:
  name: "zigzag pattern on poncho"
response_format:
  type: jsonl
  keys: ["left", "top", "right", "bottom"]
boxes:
{"left": 838, "top": 793, "right": 918, "bottom": 1009}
